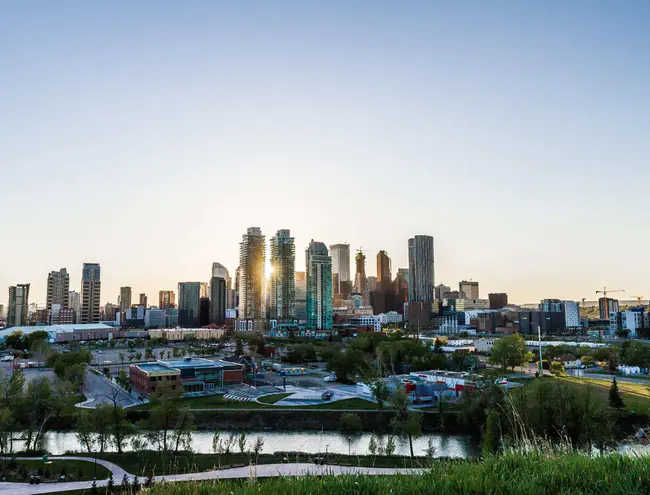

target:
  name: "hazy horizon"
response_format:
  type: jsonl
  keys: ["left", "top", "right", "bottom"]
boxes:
{"left": 2, "top": 1, "right": 649, "bottom": 307}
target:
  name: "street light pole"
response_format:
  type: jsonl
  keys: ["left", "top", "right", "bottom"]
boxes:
{"left": 538, "top": 325, "right": 543, "bottom": 377}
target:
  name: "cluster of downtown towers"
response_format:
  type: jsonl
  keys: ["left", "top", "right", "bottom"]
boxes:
{"left": 5, "top": 228, "right": 435, "bottom": 331}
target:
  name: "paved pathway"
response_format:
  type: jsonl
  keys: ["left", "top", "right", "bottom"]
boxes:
{"left": 0, "top": 457, "right": 424, "bottom": 494}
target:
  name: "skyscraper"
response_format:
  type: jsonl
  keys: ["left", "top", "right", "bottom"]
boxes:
{"left": 178, "top": 282, "right": 201, "bottom": 327}
{"left": 159, "top": 290, "right": 176, "bottom": 310}
{"left": 200, "top": 282, "right": 209, "bottom": 299}
{"left": 407, "top": 235, "right": 434, "bottom": 302}
{"left": 7, "top": 284, "right": 30, "bottom": 328}
{"left": 459, "top": 280, "right": 479, "bottom": 300}
{"left": 306, "top": 240, "right": 332, "bottom": 330}
{"left": 119, "top": 287, "right": 132, "bottom": 320}
{"left": 295, "top": 271, "right": 307, "bottom": 322}
{"left": 376, "top": 251, "right": 391, "bottom": 292}
{"left": 353, "top": 250, "right": 369, "bottom": 306}
{"left": 269, "top": 229, "right": 296, "bottom": 321}
{"left": 435, "top": 284, "right": 451, "bottom": 300}
{"left": 80, "top": 263, "right": 101, "bottom": 324}
{"left": 46, "top": 268, "right": 69, "bottom": 314}
{"left": 330, "top": 244, "right": 351, "bottom": 297}
{"left": 210, "top": 262, "right": 229, "bottom": 325}
{"left": 69, "top": 290, "right": 81, "bottom": 322}
{"left": 139, "top": 293, "right": 148, "bottom": 308}
{"left": 237, "top": 227, "right": 266, "bottom": 320}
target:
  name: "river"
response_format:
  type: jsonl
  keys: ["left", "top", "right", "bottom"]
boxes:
{"left": 16, "top": 431, "right": 479, "bottom": 458}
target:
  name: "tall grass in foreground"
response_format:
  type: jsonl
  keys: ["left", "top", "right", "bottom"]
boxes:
{"left": 148, "top": 452, "right": 650, "bottom": 495}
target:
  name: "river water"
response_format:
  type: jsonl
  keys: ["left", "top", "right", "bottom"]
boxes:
{"left": 18, "top": 431, "right": 479, "bottom": 458}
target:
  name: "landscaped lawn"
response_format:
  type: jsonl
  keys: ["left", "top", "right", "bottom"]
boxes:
{"left": 560, "top": 376, "right": 650, "bottom": 414}
{"left": 257, "top": 393, "right": 293, "bottom": 404}
{"left": 0, "top": 459, "right": 111, "bottom": 482}
{"left": 303, "top": 398, "right": 379, "bottom": 410}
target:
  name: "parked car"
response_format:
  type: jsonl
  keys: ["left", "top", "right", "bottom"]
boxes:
{"left": 321, "top": 390, "right": 333, "bottom": 401}
{"left": 324, "top": 375, "right": 337, "bottom": 382}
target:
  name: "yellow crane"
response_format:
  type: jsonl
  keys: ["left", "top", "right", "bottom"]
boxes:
{"left": 596, "top": 287, "right": 625, "bottom": 298}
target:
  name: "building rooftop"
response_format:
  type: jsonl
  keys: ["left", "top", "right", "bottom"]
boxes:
{"left": 136, "top": 363, "right": 177, "bottom": 373}
{"left": 0, "top": 323, "right": 114, "bottom": 340}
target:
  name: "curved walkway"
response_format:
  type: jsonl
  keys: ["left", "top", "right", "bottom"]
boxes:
{"left": 0, "top": 456, "right": 425, "bottom": 494}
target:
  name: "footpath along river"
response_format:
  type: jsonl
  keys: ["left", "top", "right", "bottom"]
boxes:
{"left": 13, "top": 430, "right": 479, "bottom": 458}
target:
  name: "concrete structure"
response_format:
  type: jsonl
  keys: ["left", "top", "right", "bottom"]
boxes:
{"left": 453, "top": 299, "right": 490, "bottom": 312}
{"left": 269, "top": 230, "right": 296, "bottom": 321}
{"left": 119, "top": 287, "right": 132, "bottom": 323}
{"left": 353, "top": 250, "right": 369, "bottom": 306}
{"left": 80, "top": 263, "right": 101, "bottom": 324}
{"left": 610, "top": 308, "right": 649, "bottom": 338}
{"left": 434, "top": 284, "right": 451, "bottom": 300}
{"left": 0, "top": 323, "right": 125, "bottom": 343}
{"left": 238, "top": 227, "right": 266, "bottom": 320}
{"left": 178, "top": 282, "right": 201, "bottom": 327}
{"left": 348, "top": 315, "right": 381, "bottom": 332}
{"left": 69, "top": 290, "right": 81, "bottom": 323}
{"left": 329, "top": 243, "right": 351, "bottom": 297}
{"left": 7, "top": 284, "right": 30, "bottom": 328}
{"left": 159, "top": 290, "right": 176, "bottom": 310}
{"left": 139, "top": 293, "right": 147, "bottom": 308}
{"left": 144, "top": 308, "right": 167, "bottom": 328}
{"left": 408, "top": 235, "right": 434, "bottom": 303}
{"left": 130, "top": 357, "right": 243, "bottom": 396}
{"left": 377, "top": 311, "right": 403, "bottom": 325}
{"left": 599, "top": 297, "right": 620, "bottom": 320}
{"left": 104, "top": 302, "right": 118, "bottom": 323}
{"left": 46, "top": 269, "right": 69, "bottom": 317}
{"left": 459, "top": 281, "right": 479, "bottom": 300}
{"left": 148, "top": 327, "right": 226, "bottom": 341}
{"left": 306, "top": 240, "right": 333, "bottom": 330}
{"left": 295, "top": 271, "right": 307, "bottom": 322}
{"left": 488, "top": 293, "right": 508, "bottom": 310}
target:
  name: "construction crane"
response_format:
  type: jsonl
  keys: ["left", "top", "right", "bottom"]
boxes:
{"left": 633, "top": 296, "right": 644, "bottom": 306}
{"left": 596, "top": 287, "right": 625, "bottom": 299}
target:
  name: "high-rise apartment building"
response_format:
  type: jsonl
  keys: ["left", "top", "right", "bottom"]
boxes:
{"left": 306, "top": 241, "right": 332, "bottom": 330}
{"left": 139, "top": 293, "right": 148, "bottom": 308}
{"left": 353, "top": 250, "right": 369, "bottom": 306}
{"left": 394, "top": 269, "right": 409, "bottom": 309}
{"left": 210, "top": 262, "right": 229, "bottom": 325}
{"left": 7, "top": 284, "right": 30, "bottom": 328}
{"left": 69, "top": 290, "right": 81, "bottom": 323}
{"left": 269, "top": 230, "right": 296, "bottom": 321}
{"left": 104, "top": 302, "right": 118, "bottom": 322}
{"left": 80, "top": 263, "right": 101, "bottom": 324}
{"left": 237, "top": 227, "right": 266, "bottom": 320}
{"left": 407, "top": 235, "right": 434, "bottom": 302}
{"left": 295, "top": 271, "right": 307, "bottom": 322}
{"left": 459, "top": 281, "right": 479, "bottom": 300}
{"left": 178, "top": 282, "right": 201, "bottom": 327}
{"left": 119, "top": 287, "right": 132, "bottom": 320}
{"left": 376, "top": 251, "right": 391, "bottom": 291}
{"left": 367, "top": 276, "right": 377, "bottom": 293}
{"left": 159, "top": 290, "right": 176, "bottom": 310}
{"left": 488, "top": 293, "right": 509, "bottom": 310}
{"left": 46, "top": 268, "right": 70, "bottom": 313}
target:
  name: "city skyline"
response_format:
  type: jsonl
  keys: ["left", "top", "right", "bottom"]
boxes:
{"left": 2, "top": 2, "right": 650, "bottom": 304}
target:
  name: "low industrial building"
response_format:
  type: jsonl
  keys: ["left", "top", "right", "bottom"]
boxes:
{"left": 130, "top": 357, "right": 243, "bottom": 397}
{"left": 148, "top": 327, "right": 226, "bottom": 341}
{"left": 0, "top": 323, "right": 147, "bottom": 343}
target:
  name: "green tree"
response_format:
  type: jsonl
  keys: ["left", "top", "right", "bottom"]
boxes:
{"left": 482, "top": 408, "right": 501, "bottom": 455}
{"left": 433, "top": 338, "right": 444, "bottom": 355}
{"left": 143, "top": 381, "right": 184, "bottom": 452}
{"left": 238, "top": 431, "right": 247, "bottom": 454}
{"left": 369, "top": 379, "right": 389, "bottom": 409}
{"left": 76, "top": 410, "right": 97, "bottom": 454}
{"left": 489, "top": 334, "right": 533, "bottom": 371}
{"left": 608, "top": 378, "right": 625, "bottom": 410}
{"left": 389, "top": 387, "right": 422, "bottom": 458}
{"left": 328, "top": 348, "right": 363, "bottom": 383}
{"left": 340, "top": 413, "right": 363, "bottom": 432}
{"left": 235, "top": 339, "right": 244, "bottom": 357}
{"left": 550, "top": 361, "right": 566, "bottom": 376}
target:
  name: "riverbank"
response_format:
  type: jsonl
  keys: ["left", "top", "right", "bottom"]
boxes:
{"left": 147, "top": 452, "right": 650, "bottom": 495}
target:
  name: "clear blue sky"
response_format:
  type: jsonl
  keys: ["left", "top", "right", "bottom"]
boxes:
{"left": 1, "top": 1, "right": 649, "bottom": 306}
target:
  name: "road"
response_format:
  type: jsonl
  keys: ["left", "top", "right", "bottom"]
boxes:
{"left": 568, "top": 371, "right": 650, "bottom": 385}
{"left": 81, "top": 370, "right": 139, "bottom": 408}
{"left": 0, "top": 456, "right": 424, "bottom": 494}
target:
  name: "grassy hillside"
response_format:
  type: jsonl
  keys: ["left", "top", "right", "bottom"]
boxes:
{"left": 145, "top": 452, "right": 650, "bottom": 495}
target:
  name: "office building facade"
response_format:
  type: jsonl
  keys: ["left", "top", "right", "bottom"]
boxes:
{"left": 459, "top": 280, "right": 479, "bottom": 300}
{"left": 119, "top": 286, "right": 132, "bottom": 321}
{"left": 159, "top": 290, "right": 176, "bottom": 310}
{"left": 329, "top": 243, "right": 351, "bottom": 297}
{"left": 599, "top": 297, "right": 620, "bottom": 320}
{"left": 178, "top": 282, "right": 201, "bottom": 327}
{"left": 488, "top": 293, "right": 509, "bottom": 310}
{"left": 295, "top": 271, "right": 307, "bottom": 322}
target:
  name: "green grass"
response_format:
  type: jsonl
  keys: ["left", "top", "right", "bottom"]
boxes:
{"left": 301, "top": 398, "right": 379, "bottom": 410}
{"left": 146, "top": 452, "right": 650, "bottom": 495}
{"left": 96, "top": 451, "right": 429, "bottom": 477}
{"left": 560, "top": 376, "right": 650, "bottom": 414}
{"left": 257, "top": 393, "right": 293, "bottom": 404}
{"left": 0, "top": 459, "right": 111, "bottom": 482}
